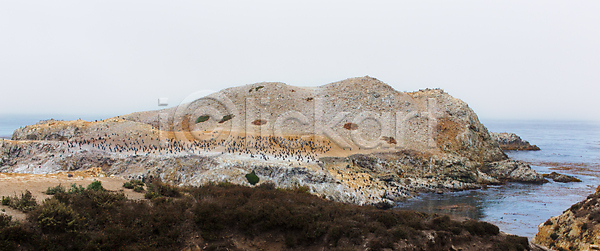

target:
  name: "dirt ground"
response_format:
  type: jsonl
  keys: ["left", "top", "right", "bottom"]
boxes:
{"left": 0, "top": 169, "right": 145, "bottom": 221}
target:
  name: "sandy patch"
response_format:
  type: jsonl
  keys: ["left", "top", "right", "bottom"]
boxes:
{"left": 0, "top": 169, "right": 145, "bottom": 221}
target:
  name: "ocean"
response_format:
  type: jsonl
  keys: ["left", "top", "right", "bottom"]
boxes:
{"left": 1, "top": 116, "right": 599, "bottom": 238}
{"left": 396, "top": 120, "right": 600, "bottom": 238}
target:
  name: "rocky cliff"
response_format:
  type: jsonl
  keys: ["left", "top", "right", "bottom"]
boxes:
{"left": 534, "top": 185, "right": 600, "bottom": 251}
{"left": 2, "top": 77, "right": 544, "bottom": 205}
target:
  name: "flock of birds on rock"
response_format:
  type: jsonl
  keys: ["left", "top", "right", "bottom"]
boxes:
{"left": 61, "top": 124, "right": 334, "bottom": 165}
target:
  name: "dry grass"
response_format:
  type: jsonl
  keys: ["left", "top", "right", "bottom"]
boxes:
{"left": 435, "top": 117, "right": 462, "bottom": 149}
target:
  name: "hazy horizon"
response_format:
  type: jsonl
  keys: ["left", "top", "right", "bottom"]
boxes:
{"left": 1, "top": 1, "right": 599, "bottom": 122}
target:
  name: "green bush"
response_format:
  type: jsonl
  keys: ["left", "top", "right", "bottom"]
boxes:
{"left": 245, "top": 170, "right": 259, "bottom": 185}
{"left": 195, "top": 115, "right": 210, "bottom": 123}
{"left": 87, "top": 180, "right": 105, "bottom": 191}
{"left": 5, "top": 191, "right": 38, "bottom": 212}
{"left": 145, "top": 180, "right": 181, "bottom": 199}
{"left": 1, "top": 196, "right": 9, "bottom": 206}
{"left": 219, "top": 114, "right": 234, "bottom": 123}
{"left": 123, "top": 179, "right": 145, "bottom": 192}
{"left": 33, "top": 198, "right": 81, "bottom": 233}
{"left": 144, "top": 191, "right": 160, "bottom": 200}
{"left": 45, "top": 184, "right": 65, "bottom": 195}
{"left": 68, "top": 184, "right": 85, "bottom": 194}
{"left": 123, "top": 182, "right": 135, "bottom": 189}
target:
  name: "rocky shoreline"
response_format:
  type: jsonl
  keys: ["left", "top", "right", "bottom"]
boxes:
{"left": 535, "top": 185, "right": 600, "bottom": 251}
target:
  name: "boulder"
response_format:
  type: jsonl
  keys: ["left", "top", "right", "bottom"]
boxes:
{"left": 543, "top": 172, "right": 582, "bottom": 183}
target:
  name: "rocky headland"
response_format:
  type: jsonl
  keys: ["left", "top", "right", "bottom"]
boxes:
{"left": 535, "top": 185, "right": 600, "bottom": 251}
{"left": 1, "top": 76, "right": 545, "bottom": 206}
{"left": 491, "top": 132, "right": 541, "bottom": 151}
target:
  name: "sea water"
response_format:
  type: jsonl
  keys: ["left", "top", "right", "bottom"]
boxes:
{"left": 395, "top": 120, "right": 600, "bottom": 238}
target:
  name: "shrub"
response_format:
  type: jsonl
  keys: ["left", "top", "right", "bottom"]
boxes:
{"left": 218, "top": 114, "right": 234, "bottom": 123}
{"left": 0, "top": 224, "right": 34, "bottom": 251}
{"left": 0, "top": 213, "right": 12, "bottom": 228}
{"left": 123, "top": 182, "right": 135, "bottom": 189}
{"left": 68, "top": 184, "right": 86, "bottom": 194}
{"left": 494, "top": 234, "right": 530, "bottom": 251}
{"left": 87, "top": 180, "right": 105, "bottom": 191}
{"left": 392, "top": 227, "right": 408, "bottom": 240}
{"left": 1, "top": 196, "right": 9, "bottom": 206}
{"left": 145, "top": 180, "right": 181, "bottom": 199}
{"left": 123, "top": 179, "right": 145, "bottom": 192}
{"left": 0, "top": 182, "right": 520, "bottom": 250}
{"left": 294, "top": 185, "right": 310, "bottom": 194}
{"left": 245, "top": 170, "right": 259, "bottom": 185}
{"left": 195, "top": 115, "right": 210, "bottom": 123}
{"left": 5, "top": 191, "right": 38, "bottom": 212}
{"left": 45, "top": 184, "right": 65, "bottom": 195}
{"left": 32, "top": 198, "right": 81, "bottom": 233}
{"left": 462, "top": 220, "right": 499, "bottom": 236}
{"left": 144, "top": 191, "right": 160, "bottom": 200}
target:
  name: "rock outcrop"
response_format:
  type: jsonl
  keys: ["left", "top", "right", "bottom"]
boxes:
{"left": 12, "top": 119, "right": 87, "bottom": 141}
{"left": 490, "top": 132, "right": 540, "bottom": 151}
{"left": 534, "top": 185, "right": 600, "bottom": 251}
{"left": 1, "top": 77, "right": 545, "bottom": 205}
{"left": 543, "top": 171, "right": 582, "bottom": 183}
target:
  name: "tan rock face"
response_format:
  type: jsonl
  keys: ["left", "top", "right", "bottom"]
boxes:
{"left": 534, "top": 185, "right": 600, "bottom": 251}
{"left": 1, "top": 77, "right": 544, "bottom": 205}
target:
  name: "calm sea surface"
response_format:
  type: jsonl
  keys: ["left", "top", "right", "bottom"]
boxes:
{"left": 2, "top": 116, "right": 599, "bottom": 237}
{"left": 396, "top": 120, "right": 600, "bottom": 238}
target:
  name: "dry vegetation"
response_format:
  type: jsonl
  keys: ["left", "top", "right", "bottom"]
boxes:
{"left": 435, "top": 117, "right": 463, "bottom": 153}
{"left": 0, "top": 180, "right": 533, "bottom": 251}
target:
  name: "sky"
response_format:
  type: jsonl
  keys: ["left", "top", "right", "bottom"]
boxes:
{"left": 1, "top": 1, "right": 599, "bottom": 122}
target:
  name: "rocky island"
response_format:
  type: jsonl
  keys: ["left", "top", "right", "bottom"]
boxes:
{"left": 490, "top": 132, "right": 541, "bottom": 151}
{"left": 1, "top": 76, "right": 545, "bottom": 206}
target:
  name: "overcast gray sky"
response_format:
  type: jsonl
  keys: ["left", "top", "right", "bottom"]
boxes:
{"left": 1, "top": 1, "right": 599, "bottom": 121}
